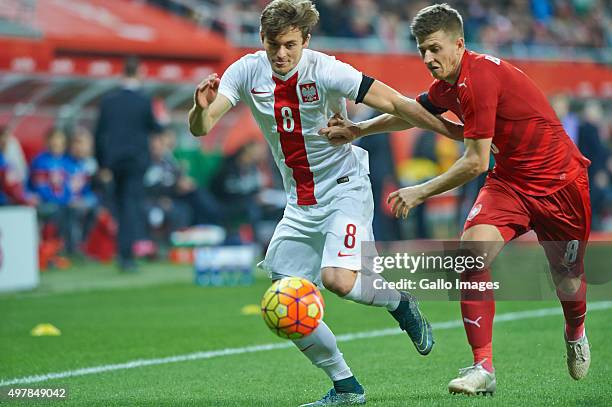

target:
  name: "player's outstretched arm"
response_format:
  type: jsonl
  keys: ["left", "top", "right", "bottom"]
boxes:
{"left": 354, "top": 113, "right": 463, "bottom": 139}
{"left": 356, "top": 113, "right": 416, "bottom": 134}
{"left": 319, "top": 113, "right": 417, "bottom": 146}
{"left": 188, "top": 73, "right": 232, "bottom": 137}
{"left": 319, "top": 112, "right": 463, "bottom": 146}
{"left": 387, "top": 137, "right": 491, "bottom": 218}
{"left": 362, "top": 80, "right": 463, "bottom": 140}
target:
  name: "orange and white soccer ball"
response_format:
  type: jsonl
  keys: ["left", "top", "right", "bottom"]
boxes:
{"left": 261, "top": 277, "right": 325, "bottom": 339}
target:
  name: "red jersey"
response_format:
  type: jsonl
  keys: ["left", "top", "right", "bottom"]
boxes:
{"left": 417, "top": 50, "right": 590, "bottom": 196}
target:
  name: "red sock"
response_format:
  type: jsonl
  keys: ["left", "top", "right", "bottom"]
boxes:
{"left": 559, "top": 279, "right": 587, "bottom": 341}
{"left": 460, "top": 268, "right": 495, "bottom": 372}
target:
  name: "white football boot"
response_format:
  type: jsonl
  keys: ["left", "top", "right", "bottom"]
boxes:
{"left": 565, "top": 332, "right": 591, "bottom": 380}
{"left": 448, "top": 360, "right": 496, "bottom": 396}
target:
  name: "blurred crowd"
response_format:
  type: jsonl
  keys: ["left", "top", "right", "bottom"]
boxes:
{"left": 147, "top": 0, "right": 611, "bottom": 52}
{"left": 0, "top": 122, "right": 285, "bottom": 269}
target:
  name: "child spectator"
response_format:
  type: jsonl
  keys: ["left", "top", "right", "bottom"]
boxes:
{"left": 30, "top": 128, "right": 71, "bottom": 205}
{"left": 66, "top": 127, "right": 98, "bottom": 210}
{"left": 30, "top": 128, "right": 76, "bottom": 254}
{"left": 66, "top": 127, "right": 100, "bottom": 249}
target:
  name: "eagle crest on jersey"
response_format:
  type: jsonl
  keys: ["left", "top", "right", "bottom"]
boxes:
{"left": 299, "top": 83, "right": 319, "bottom": 103}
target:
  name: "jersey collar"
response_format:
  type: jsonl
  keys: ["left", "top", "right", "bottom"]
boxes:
{"left": 451, "top": 50, "right": 472, "bottom": 87}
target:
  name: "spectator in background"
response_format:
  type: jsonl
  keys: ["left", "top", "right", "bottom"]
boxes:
{"left": 577, "top": 101, "right": 609, "bottom": 230}
{"left": 553, "top": 95, "right": 610, "bottom": 230}
{"left": 147, "top": 0, "right": 610, "bottom": 52}
{"left": 67, "top": 127, "right": 98, "bottom": 208}
{"left": 29, "top": 128, "right": 78, "bottom": 254}
{"left": 406, "top": 130, "right": 438, "bottom": 238}
{"left": 551, "top": 94, "right": 580, "bottom": 143}
{"left": 1, "top": 126, "right": 28, "bottom": 185}
{"left": 0, "top": 127, "right": 34, "bottom": 206}
{"left": 66, "top": 127, "right": 99, "bottom": 248}
{"left": 212, "top": 141, "right": 267, "bottom": 243}
{"left": 160, "top": 129, "right": 222, "bottom": 226}
{"left": 30, "top": 128, "right": 71, "bottom": 206}
{"left": 144, "top": 133, "right": 191, "bottom": 243}
{"left": 144, "top": 132, "right": 222, "bottom": 245}
{"left": 94, "top": 56, "right": 162, "bottom": 272}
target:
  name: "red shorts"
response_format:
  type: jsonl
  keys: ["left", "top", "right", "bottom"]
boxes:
{"left": 463, "top": 169, "right": 591, "bottom": 277}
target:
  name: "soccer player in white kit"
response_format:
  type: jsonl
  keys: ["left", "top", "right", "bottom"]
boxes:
{"left": 189, "top": 1, "right": 462, "bottom": 405}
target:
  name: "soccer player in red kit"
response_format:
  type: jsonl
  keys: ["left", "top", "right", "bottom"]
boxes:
{"left": 319, "top": 3, "right": 592, "bottom": 396}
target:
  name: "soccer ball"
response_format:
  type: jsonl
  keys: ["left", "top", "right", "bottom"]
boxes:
{"left": 261, "top": 277, "right": 325, "bottom": 339}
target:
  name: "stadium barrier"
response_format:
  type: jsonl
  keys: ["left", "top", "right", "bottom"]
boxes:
{"left": 0, "top": 206, "right": 38, "bottom": 292}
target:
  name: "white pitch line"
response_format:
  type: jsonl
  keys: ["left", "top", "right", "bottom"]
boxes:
{"left": 2, "top": 301, "right": 611, "bottom": 387}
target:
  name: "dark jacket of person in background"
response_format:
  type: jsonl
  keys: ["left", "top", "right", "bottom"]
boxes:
{"left": 94, "top": 57, "right": 162, "bottom": 270}
{"left": 95, "top": 88, "right": 160, "bottom": 171}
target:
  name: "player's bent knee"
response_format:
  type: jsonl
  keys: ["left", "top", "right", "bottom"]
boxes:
{"left": 461, "top": 224, "right": 505, "bottom": 267}
{"left": 321, "top": 267, "right": 357, "bottom": 296}
{"left": 553, "top": 274, "right": 583, "bottom": 296}
{"left": 461, "top": 224, "right": 504, "bottom": 242}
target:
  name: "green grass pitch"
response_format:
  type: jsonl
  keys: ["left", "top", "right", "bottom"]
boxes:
{"left": 1, "top": 261, "right": 610, "bottom": 406}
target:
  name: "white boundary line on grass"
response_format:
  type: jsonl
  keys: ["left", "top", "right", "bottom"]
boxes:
{"left": 2, "top": 301, "right": 611, "bottom": 387}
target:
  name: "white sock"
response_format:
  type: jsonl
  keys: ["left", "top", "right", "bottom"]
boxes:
{"left": 292, "top": 320, "right": 352, "bottom": 381}
{"left": 343, "top": 272, "right": 401, "bottom": 311}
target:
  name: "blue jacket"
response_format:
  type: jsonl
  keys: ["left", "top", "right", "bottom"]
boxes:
{"left": 66, "top": 155, "right": 98, "bottom": 207}
{"left": 29, "top": 151, "right": 71, "bottom": 205}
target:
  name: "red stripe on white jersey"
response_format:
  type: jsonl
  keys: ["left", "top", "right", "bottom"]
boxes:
{"left": 273, "top": 72, "right": 316, "bottom": 205}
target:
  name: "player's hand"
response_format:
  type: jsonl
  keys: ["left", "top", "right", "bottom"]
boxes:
{"left": 318, "top": 113, "right": 360, "bottom": 146}
{"left": 194, "top": 73, "right": 220, "bottom": 109}
{"left": 387, "top": 186, "right": 427, "bottom": 219}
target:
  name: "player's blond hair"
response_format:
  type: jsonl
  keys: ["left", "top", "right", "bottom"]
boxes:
{"left": 410, "top": 3, "right": 464, "bottom": 41}
{"left": 260, "top": 0, "right": 319, "bottom": 41}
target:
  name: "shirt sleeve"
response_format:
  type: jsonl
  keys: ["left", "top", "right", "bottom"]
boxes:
{"left": 461, "top": 67, "right": 500, "bottom": 139}
{"left": 218, "top": 58, "right": 245, "bottom": 106}
{"left": 323, "top": 58, "right": 363, "bottom": 101}
{"left": 417, "top": 88, "right": 448, "bottom": 115}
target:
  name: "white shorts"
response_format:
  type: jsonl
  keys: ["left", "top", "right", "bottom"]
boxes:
{"left": 260, "top": 175, "right": 374, "bottom": 286}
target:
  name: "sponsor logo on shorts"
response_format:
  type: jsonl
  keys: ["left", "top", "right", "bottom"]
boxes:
{"left": 336, "top": 176, "right": 349, "bottom": 184}
{"left": 467, "top": 204, "right": 482, "bottom": 221}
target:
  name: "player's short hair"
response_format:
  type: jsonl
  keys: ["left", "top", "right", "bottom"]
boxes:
{"left": 260, "top": 0, "right": 319, "bottom": 41}
{"left": 410, "top": 3, "right": 464, "bottom": 41}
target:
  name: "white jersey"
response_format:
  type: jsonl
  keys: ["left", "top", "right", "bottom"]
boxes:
{"left": 218, "top": 49, "right": 370, "bottom": 206}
